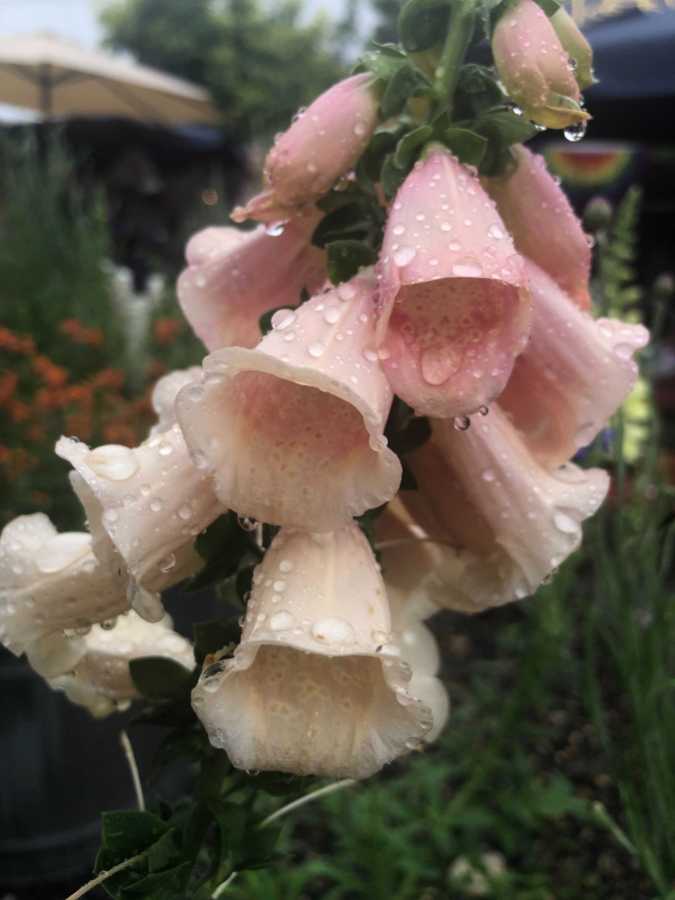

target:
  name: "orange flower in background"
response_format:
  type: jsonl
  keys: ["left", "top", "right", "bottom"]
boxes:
{"left": 33, "top": 355, "right": 69, "bottom": 388}
{"left": 59, "top": 318, "right": 104, "bottom": 348}
{"left": 8, "top": 400, "right": 30, "bottom": 423}
{"left": 102, "top": 422, "right": 137, "bottom": 446}
{"left": 0, "top": 327, "right": 35, "bottom": 355}
{"left": 90, "top": 369, "right": 124, "bottom": 391}
{"left": 0, "top": 445, "right": 10, "bottom": 466}
{"left": 0, "top": 372, "right": 18, "bottom": 406}
{"left": 153, "top": 317, "right": 182, "bottom": 346}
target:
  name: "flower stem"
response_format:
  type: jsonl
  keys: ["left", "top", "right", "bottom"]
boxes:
{"left": 120, "top": 729, "right": 145, "bottom": 811}
{"left": 259, "top": 778, "right": 357, "bottom": 827}
{"left": 64, "top": 852, "right": 146, "bottom": 900}
{"left": 435, "top": 0, "right": 477, "bottom": 118}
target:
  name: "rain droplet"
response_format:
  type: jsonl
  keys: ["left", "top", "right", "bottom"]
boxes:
{"left": 392, "top": 224, "right": 405, "bottom": 236}
{"left": 237, "top": 515, "right": 257, "bottom": 532}
{"left": 453, "top": 416, "right": 471, "bottom": 431}
{"left": 323, "top": 307, "right": 340, "bottom": 325}
{"left": 311, "top": 617, "right": 355, "bottom": 644}
{"left": 159, "top": 553, "right": 176, "bottom": 573}
{"left": 488, "top": 224, "right": 505, "bottom": 240}
{"left": 86, "top": 445, "right": 139, "bottom": 481}
{"left": 481, "top": 469, "right": 496, "bottom": 482}
{"left": 279, "top": 559, "right": 293, "bottom": 573}
{"left": 271, "top": 309, "right": 296, "bottom": 330}
{"left": 265, "top": 221, "right": 286, "bottom": 237}
{"left": 554, "top": 511, "right": 578, "bottom": 535}
{"left": 393, "top": 246, "right": 416, "bottom": 268}
{"left": 337, "top": 283, "right": 356, "bottom": 301}
{"left": 308, "top": 342, "right": 325, "bottom": 358}
{"left": 150, "top": 499, "right": 164, "bottom": 513}
{"left": 178, "top": 504, "right": 193, "bottom": 520}
{"left": 269, "top": 610, "right": 295, "bottom": 631}
{"left": 564, "top": 121, "right": 587, "bottom": 142}
{"left": 158, "top": 442, "right": 173, "bottom": 457}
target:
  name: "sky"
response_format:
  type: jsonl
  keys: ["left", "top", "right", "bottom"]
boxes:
{"left": 0, "top": 0, "right": 377, "bottom": 120}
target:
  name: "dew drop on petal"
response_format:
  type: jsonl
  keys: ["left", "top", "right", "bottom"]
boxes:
{"left": 311, "top": 617, "right": 355, "bottom": 644}
{"left": 308, "top": 342, "right": 325, "bottom": 358}
{"left": 393, "top": 246, "right": 416, "bottom": 268}
{"left": 86, "top": 445, "right": 139, "bottom": 481}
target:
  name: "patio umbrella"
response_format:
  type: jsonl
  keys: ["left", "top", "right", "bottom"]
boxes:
{"left": 0, "top": 32, "right": 220, "bottom": 124}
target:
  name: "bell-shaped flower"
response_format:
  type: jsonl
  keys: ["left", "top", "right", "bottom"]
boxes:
{"left": 500, "top": 262, "right": 649, "bottom": 468}
{"left": 177, "top": 209, "right": 326, "bottom": 351}
{"left": 400, "top": 406, "right": 609, "bottom": 612}
{"left": 551, "top": 8, "right": 595, "bottom": 91}
{"left": 376, "top": 503, "right": 450, "bottom": 742}
{"left": 483, "top": 145, "right": 592, "bottom": 309}
{"left": 149, "top": 366, "right": 202, "bottom": 437}
{"left": 192, "top": 523, "right": 434, "bottom": 778}
{"left": 492, "top": 0, "right": 590, "bottom": 130}
{"left": 56, "top": 426, "right": 225, "bottom": 616}
{"left": 176, "top": 270, "right": 401, "bottom": 532}
{"left": 48, "top": 611, "right": 194, "bottom": 718}
{"left": 232, "top": 74, "right": 379, "bottom": 223}
{"left": 0, "top": 513, "right": 128, "bottom": 660}
{"left": 375, "top": 146, "right": 530, "bottom": 418}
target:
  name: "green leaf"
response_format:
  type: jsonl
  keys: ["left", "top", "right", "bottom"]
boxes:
{"left": 533, "top": 0, "right": 561, "bottom": 15}
{"left": 146, "top": 829, "right": 182, "bottom": 873}
{"left": 399, "top": 0, "right": 452, "bottom": 53}
{"left": 98, "top": 810, "right": 170, "bottom": 863}
{"left": 454, "top": 64, "right": 503, "bottom": 118}
{"left": 326, "top": 240, "right": 377, "bottom": 284}
{"left": 119, "top": 863, "right": 192, "bottom": 899}
{"left": 394, "top": 125, "right": 433, "bottom": 170}
{"left": 129, "top": 657, "right": 194, "bottom": 701}
{"left": 380, "top": 63, "right": 431, "bottom": 119}
{"left": 188, "top": 512, "right": 262, "bottom": 592}
{"left": 473, "top": 108, "right": 539, "bottom": 147}
{"left": 355, "top": 44, "right": 407, "bottom": 86}
{"left": 312, "top": 203, "right": 371, "bottom": 248}
{"left": 443, "top": 127, "right": 487, "bottom": 166}
{"left": 380, "top": 154, "right": 409, "bottom": 200}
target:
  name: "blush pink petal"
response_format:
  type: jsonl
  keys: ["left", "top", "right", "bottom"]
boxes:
{"left": 177, "top": 209, "right": 326, "bottom": 351}
{"left": 149, "top": 366, "right": 202, "bottom": 437}
{"left": 56, "top": 428, "right": 224, "bottom": 606}
{"left": 500, "top": 262, "right": 649, "bottom": 467}
{"left": 192, "top": 524, "right": 432, "bottom": 777}
{"left": 483, "top": 145, "right": 592, "bottom": 309}
{"left": 492, "top": 0, "right": 588, "bottom": 129}
{"left": 376, "top": 147, "right": 531, "bottom": 418}
{"left": 176, "top": 271, "right": 401, "bottom": 531}
{"left": 233, "top": 74, "right": 379, "bottom": 222}
{"left": 400, "top": 407, "right": 609, "bottom": 612}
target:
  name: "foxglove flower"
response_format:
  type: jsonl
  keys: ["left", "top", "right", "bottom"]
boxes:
{"left": 483, "top": 145, "right": 592, "bottom": 309}
{"left": 56, "top": 427, "right": 224, "bottom": 616}
{"left": 192, "top": 523, "right": 434, "bottom": 777}
{"left": 233, "top": 74, "right": 379, "bottom": 223}
{"left": 177, "top": 209, "right": 326, "bottom": 351}
{"left": 500, "top": 262, "right": 649, "bottom": 467}
{"left": 400, "top": 407, "right": 609, "bottom": 612}
{"left": 492, "top": 0, "right": 589, "bottom": 130}
{"left": 376, "top": 146, "right": 530, "bottom": 418}
{"left": 177, "top": 270, "right": 401, "bottom": 531}
{"left": 48, "top": 611, "right": 194, "bottom": 718}
{"left": 0, "top": 514, "right": 128, "bottom": 664}
{"left": 149, "top": 366, "right": 202, "bottom": 437}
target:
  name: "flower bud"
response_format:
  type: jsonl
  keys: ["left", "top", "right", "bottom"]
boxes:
{"left": 233, "top": 74, "right": 379, "bottom": 223}
{"left": 551, "top": 8, "right": 594, "bottom": 91}
{"left": 492, "top": 0, "right": 589, "bottom": 129}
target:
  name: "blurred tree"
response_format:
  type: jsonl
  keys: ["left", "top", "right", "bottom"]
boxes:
{"left": 100, "top": 0, "right": 348, "bottom": 140}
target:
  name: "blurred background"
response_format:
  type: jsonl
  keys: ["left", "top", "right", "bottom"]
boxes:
{"left": 0, "top": 2, "right": 674, "bottom": 898}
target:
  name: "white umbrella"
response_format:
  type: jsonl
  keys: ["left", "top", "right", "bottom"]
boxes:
{"left": 0, "top": 32, "right": 220, "bottom": 124}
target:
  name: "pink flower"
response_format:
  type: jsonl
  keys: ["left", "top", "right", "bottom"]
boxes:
{"left": 492, "top": 0, "right": 589, "bottom": 129}
{"left": 400, "top": 407, "right": 609, "bottom": 612}
{"left": 376, "top": 146, "right": 531, "bottom": 418}
{"left": 499, "top": 262, "right": 649, "bottom": 467}
{"left": 177, "top": 270, "right": 401, "bottom": 532}
{"left": 233, "top": 74, "right": 379, "bottom": 223}
{"left": 551, "top": 8, "right": 595, "bottom": 91}
{"left": 192, "top": 523, "right": 434, "bottom": 777}
{"left": 177, "top": 209, "right": 326, "bottom": 351}
{"left": 483, "top": 145, "right": 592, "bottom": 309}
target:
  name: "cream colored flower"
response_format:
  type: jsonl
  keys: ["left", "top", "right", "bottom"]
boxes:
{"left": 56, "top": 426, "right": 224, "bottom": 619}
{"left": 177, "top": 269, "right": 401, "bottom": 532}
{"left": 192, "top": 523, "right": 433, "bottom": 778}
{"left": 48, "top": 611, "right": 194, "bottom": 718}
{"left": 0, "top": 513, "right": 127, "bottom": 663}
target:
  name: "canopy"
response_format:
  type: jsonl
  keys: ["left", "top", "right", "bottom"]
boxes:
{"left": 0, "top": 32, "right": 220, "bottom": 124}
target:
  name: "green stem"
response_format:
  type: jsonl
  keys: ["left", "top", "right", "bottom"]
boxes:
{"left": 434, "top": 0, "right": 476, "bottom": 118}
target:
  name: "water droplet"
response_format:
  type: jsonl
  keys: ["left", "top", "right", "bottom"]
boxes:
{"left": 308, "top": 342, "right": 325, "bottom": 358}
{"left": 393, "top": 246, "right": 416, "bottom": 268}
{"left": 271, "top": 309, "right": 296, "bottom": 330}
{"left": 392, "top": 224, "right": 405, "bottom": 236}
{"left": 564, "top": 120, "right": 587, "bottom": 142}
{"left": 488, "top": 224, "right": 505, "bottom": 240}
{"left": 323, "top": 307, "right": 340, "bottom": 325}
{"left": 150, "top": 499, "right": 163, "bottom": 513}
{"left": 273, "top": 580, "right": 286, "bottom": 592}
{"left": 265, "top": 221, "right": 286, "bottom": 237}
{"left": 279, "top": 559, "right": 293, "bottom": 573}
{"left": 100, "top": 618, "right": 117, "bottom": 630}
{"left": 269, "top": 610, "right": 295, "bottom": 631}
{"left": 452, "top": 261, "right": 483, "bottom": 277}
{"left": 362, "top": 348, "right": 378, "bottom": 363}
{"left": 512, "top": 105, "right": 523, "bottom": 116}
{"left": 478, "top": 405, "right": 489, "bottom": 416}
{"left": 353, "top": 121, "right": 367, "bottom": 137}
{"left": 481, "top": 469, "right": 496, "bottom": 482}
{"left": 311, "top": 617, "right": 355, "bottom": 644}
{"left": 159, "top": 553, "right": 176, "bottom": 573}
{"left": 337, "top": 283, "right": 356, "bottom": 301}
{"left": 178, "top": 504, "right": 193, "bottom": 520}
{"left": 453, "top": 416, "right": 471, "bottom": 432}
{"left": 614, "top": 343, "right": 635, "bottom": 361}
{"left": 158, "top": 442, "right": 173, "bottom": 457}
{"left": 86, "top": 445, "right": 139, "bottom": 481}
{"left": 103, "top": 509, "right": 119, "bottom": 525}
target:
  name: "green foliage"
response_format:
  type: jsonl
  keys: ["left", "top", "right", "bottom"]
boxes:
{"left": 100, "top": 0, "right": 348, "bottom": 140}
